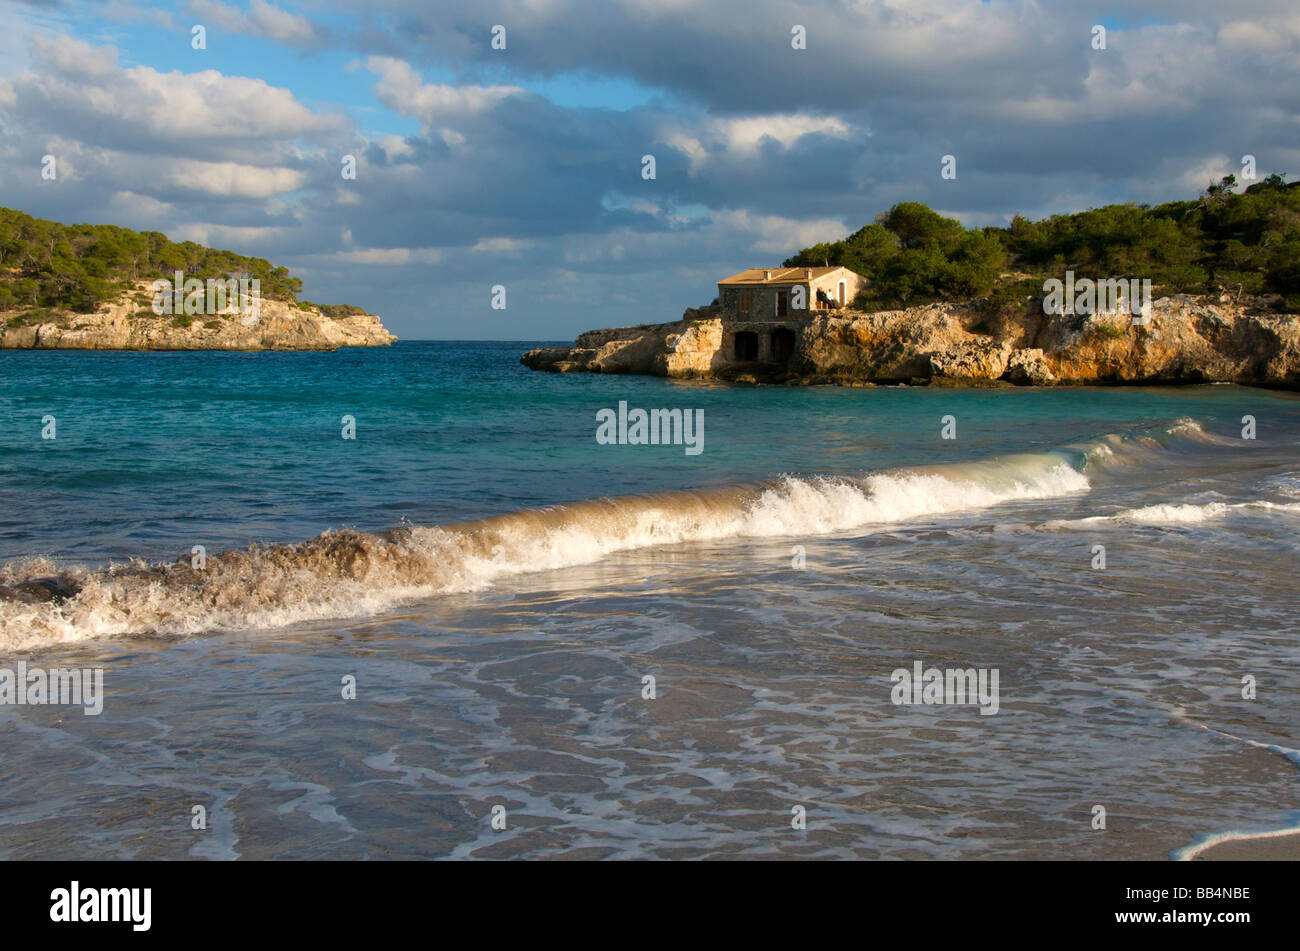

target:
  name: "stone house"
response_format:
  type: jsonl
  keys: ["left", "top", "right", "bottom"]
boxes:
{"left": 717, "top": 266, "right": 863, "bottom": 320}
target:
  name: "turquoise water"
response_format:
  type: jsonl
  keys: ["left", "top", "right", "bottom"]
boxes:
{"left": 1, "top": 341, "right": 1294, "bottom": 563}
{"left": 1, "top": 342, "right": 1298, "bottom": 859}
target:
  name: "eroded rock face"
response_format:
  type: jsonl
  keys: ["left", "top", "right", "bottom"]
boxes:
{"left": 662, "top": 319, "right": 725, "bottom": 376}
{"left": 522, "top": 296, "right": 1300, "bottom": 389}
{"left": 929, "top": 339, "right": 1013, "bottom": 383}
{"left": 1004, "top": 348, "right": 1057, "bottom": 386}
{"left": 0, "top": 282, "right": 396, "bottom": 351}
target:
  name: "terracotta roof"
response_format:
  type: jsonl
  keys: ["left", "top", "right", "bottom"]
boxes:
{"left": 718, "top": 266, "right": 849, "bottom": 285}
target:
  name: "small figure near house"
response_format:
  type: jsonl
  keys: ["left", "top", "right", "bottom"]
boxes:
{"left": 716, "top": 265, "right": 862, "bottom": 320}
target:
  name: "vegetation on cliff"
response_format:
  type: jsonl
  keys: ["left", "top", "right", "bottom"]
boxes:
{"left": 0, "top": 207, "right": 357, "bottom": 321}
{"left": 783, "top": 176, "right": 1300, "bottom": 312}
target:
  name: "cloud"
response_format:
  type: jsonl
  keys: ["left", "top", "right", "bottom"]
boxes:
{"left": 710, "top": 209, "right": 852, "bottom": 255}
{"left": 364, "top": 56, "right": 524, "bottom": 125}
{"left": 1218, "top": 16, "right": 1300, "bottom": 52}
{"left": 471, "top": 237, "right": 534, "bottom": 253}
{"left": 305, "top": 247, "right": 446, "bottom": 265}
{"left": 2, "top": 1, "right": 1299, "bottom": 339}
{"left": 162, "top": 159, "right": 306, "bottom": 198}
{"left": 663, "top": 114, "right": 854, "bottom": 174}
{"left": 170, "top": 221, "right": 297, "bottom": 246}
{"left": 101, "top": 0, "right": 176, "bottom": 28}
{"left": 188, "top": 0, "right": 319, "bottom": 46}
{"left": 14, "top": 33, "right": 344, "bottom": 159}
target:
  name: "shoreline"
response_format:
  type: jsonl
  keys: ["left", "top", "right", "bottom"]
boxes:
{"left": 522, "top": 295, "right": 1300, "bottom": 390}
{"left": 1, "top": 280, "right": 396, "bottom": 352}
{"left": 1176, "top": 827, "right": 1300, "bottom": 861}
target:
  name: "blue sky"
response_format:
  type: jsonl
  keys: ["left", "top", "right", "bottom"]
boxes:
{"left": 1, "top": 0, "right": 1297, "bottom": 339}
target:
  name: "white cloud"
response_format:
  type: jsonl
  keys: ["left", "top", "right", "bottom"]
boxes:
{"left": 188, "top": 0, "right": 318, "bottom": 46}
{"left": 1172, "top": 155, "right": 1238, "bottom": 194}
{"left": 4, "top": 0, "right": 1300, "bottom": 341}
{"left": 104, "top": 190, "right": 175, "bottom": 219}
{"left": 365, "top": 56, "right": 524, "bottom": 125}
{"left": 171, "top": 222, "right": 296, "bottom": 247}
{"left": 711, "top": 209, "right": 850, "bottom": 255}
{"left": 163, "top": 159, "right": 306, "bottom": 198}
{"left": 19, "top": 33, "right": 343, "bottom": 148}
{"left": 714, "top": 115, "right": 851, "bottom": 153}
{"left": 1219, "top": 17, "right": 1300, "bottom": 53}
{"left": 471, "top": 237, "right": 534, "bottom": 253}
{"left": 316, "top": 248, "right": 447, "bottom": 265}
{"left": 378, "top": 134, "right": 415, "bottom": 159}
{"left": 663, "top": 114, "right": 852, "bottom": 174}
{"left": 32, "top": 32, "right": 119, "bottom": 78}
{"left": 102, "top": 0, "right": 177, "bottom": 29}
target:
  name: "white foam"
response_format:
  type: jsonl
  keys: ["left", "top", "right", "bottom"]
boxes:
{"left": 1174, "top": 824, "right": 1300, "bottom": 861}
{"left": 1046, "top": 499, "right": 1300, "bottom": 529}
{"left": 1168, "top": 708, "right": 1300, "bottom": 861}
{"left": 0, "top": 451, "right": 1093, "bottom": 649}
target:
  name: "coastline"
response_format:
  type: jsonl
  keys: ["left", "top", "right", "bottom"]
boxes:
{"left": 1177, "top": 827, "right": 1300, "bottom": 861}
{"left": 522, "top": 294, "right": 1300, "bottom": 390}
{"left": 1, "top": 281, "right": 396, "bottom": 351}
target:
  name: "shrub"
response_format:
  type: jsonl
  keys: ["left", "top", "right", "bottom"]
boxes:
{"left": 1092, "top": 322, "right": 1129, "bottom": 340}
{"left": 316, "top": 303, "right": 368, "bottom": 319}
{"left": 784, "top": 179, "right": 1300, "bottom": 311}
{"left": 0, "top": 206, "right": 327, "bottom": 313}
{"left": 1264, "top": 242, "right": 1300, "bottom": 296}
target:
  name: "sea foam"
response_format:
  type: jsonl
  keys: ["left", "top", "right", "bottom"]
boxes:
{"left": 0, "top": 443, "right": 1098, "bottom": 649}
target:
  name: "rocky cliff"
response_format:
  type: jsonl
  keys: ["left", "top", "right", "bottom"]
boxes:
{"left": 1, "top": 282, "right": 396, "bottom": 351}
{"left": 522, "top": 296, "right": 1299, "bottom": 389}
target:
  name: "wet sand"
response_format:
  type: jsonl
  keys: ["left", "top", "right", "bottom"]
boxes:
{"left": 1185, "top": 829, "right": 1300, "bottom": 861}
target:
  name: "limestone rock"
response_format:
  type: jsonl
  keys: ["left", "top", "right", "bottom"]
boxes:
{"left": 1, "top": 281, "right": 396, "bottom": 351}
{"left": 929, "top": 340, "right": 1013, "bottom": 382}
{"left": 522, "top": 296, "right": 1300, "bottom": 390}
{"left": 1003, "top": 348, "right": 1057, "bottom": 385}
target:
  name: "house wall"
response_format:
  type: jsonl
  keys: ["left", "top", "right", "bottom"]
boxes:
{"left": 808, "top": 271, "right": 863, "bottom": 307}
{"left": 718, "top": 270, "right": 863, "bottom": 319}
{"left": 718, "top": 284, "right": 809, "bottom": 319}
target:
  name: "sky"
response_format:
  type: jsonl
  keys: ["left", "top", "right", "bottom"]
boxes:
{"left": 1, "top": 0, "right": 1297, "bottom": 340}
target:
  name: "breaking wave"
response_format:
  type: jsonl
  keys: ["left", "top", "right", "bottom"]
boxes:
{"left": 0, "top": 419, "right": 1244, "bottom": 650}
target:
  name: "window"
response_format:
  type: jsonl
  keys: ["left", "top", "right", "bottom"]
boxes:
{"left": 739, "top": 291, "right": 753, "bottom": 314}
{"left": 776, "top": 290, "right": 788, "bottom": 317}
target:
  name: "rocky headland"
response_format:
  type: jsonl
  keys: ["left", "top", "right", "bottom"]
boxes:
{"left": 522, "top": 295, "right": 1300, "bottom": 389}
{"left": 1, "top": 281, "right": 395, "bottom": 351}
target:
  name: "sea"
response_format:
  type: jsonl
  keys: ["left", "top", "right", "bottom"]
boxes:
{"left": 0, "top": 340, "right": 1297, "bottom": 859}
